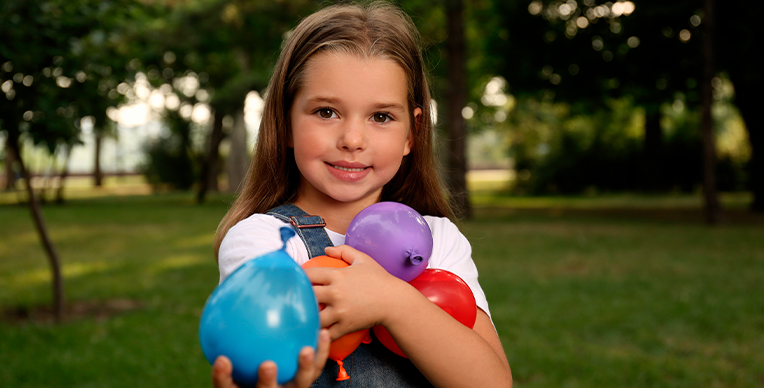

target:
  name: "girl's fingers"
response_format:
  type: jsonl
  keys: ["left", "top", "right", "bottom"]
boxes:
{"left": 310, "top": 288, "right": 353, "bottom": 337}
{"left": 255, "top": 361, "right": 279, "bottom": 388}
{"left": 318, "top": 308, "right": 338, "bottom": 332}
{"left": 212, "top": 356, "right": 239, "bottom": 388}
{"left": 290, "top": 329, "right": 331, "bottom": 387}
{"left": 303, "top": 266, "right": 337, "bottom": 286}
{"left": 324, "top": 245, "right": 362, "bottom": 265}
{"left": 314, "top": 329, "right": 331, "bottom": 370}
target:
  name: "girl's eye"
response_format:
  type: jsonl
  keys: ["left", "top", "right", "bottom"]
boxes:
{"left": 372, "top": 113, "right": 392, "bottom": 123}
{"left": 317, "top": 109, "right": 336, "bottom": 119}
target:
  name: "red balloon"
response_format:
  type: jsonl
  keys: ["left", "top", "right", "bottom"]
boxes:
{"left": 373, "top": 269, "right": 477, "bottom": 358}
{"left": 302, "top": 255, "right": 369, "bottom": 380}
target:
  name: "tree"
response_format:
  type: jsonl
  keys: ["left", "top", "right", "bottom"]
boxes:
{"left": 483, "top": 1, "right": 702, "bottom": 167}
{"left": 475, "top": 0, "right": 761, "bottom": 216}
{"left": 127, "top": 0, "right": 315, "bottom": 202}
{"left": 717, "top": 0, "right": 764, "bottom": 212}
{"left": 444, "top": 0, "right": 471, "bottom": 219}
{"left": 0, "top": 0, "right": 141, "bottom": 321}
{"left": 399, "top": 0, "right": 480, "bottom": 218}
{"left": 700, "top": 0, "right": 720, "bottom": 223}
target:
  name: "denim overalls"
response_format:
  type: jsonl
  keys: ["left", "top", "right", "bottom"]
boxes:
{"left": 267, "top": 204, "right": 434, "bottom": 388}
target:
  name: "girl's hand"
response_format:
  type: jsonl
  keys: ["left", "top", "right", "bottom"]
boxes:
{"left": 306, "top": 245, "right": 410, "bottom": 340}
{"left": 212, "top": 329, "right": 331, "bottom": 388}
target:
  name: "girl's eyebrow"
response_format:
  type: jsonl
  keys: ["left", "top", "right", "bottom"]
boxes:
{"left": 307, "top": 96, "right": 341, "bottom": 105}
{"left": 306, "top": 96, "right": 405, "bottom": 112}
{"left": 372, "top": 102, "right": 405, "bottom": 112}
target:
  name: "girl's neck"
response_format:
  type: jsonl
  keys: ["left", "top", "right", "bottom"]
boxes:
{"left": 293, "top": 195, "right": 378, "bottom": 235}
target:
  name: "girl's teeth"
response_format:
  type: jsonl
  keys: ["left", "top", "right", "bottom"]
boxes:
{"left": 334, "top": 165, "right": 365, "bottom": 172}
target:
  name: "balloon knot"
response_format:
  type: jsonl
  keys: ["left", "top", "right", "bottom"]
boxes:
{"left": 407, "top": 249, "right": 424, "bottom": 266}
{"left": 279, "top": 227, "right": 296, "bottom": 249}
{"left": 336, "top": 359, "right": 350, "bottom": 381}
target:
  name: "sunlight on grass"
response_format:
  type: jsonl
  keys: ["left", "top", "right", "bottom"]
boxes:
{"left": 175, "top": 234, "right": 216, "bottom": 250}
{"left": 0, "top": 175, "right": 151, "bottom": 205}
{"left": 11, "top": 261, "right": 115, "bottom": 288}
{"left": 467, "top": 169, "right": 514, "bottom": 192}
{"left": 0, "top": 231, "right": 37, "bottom": 256}
{"left": 147, "top": 255, "right": 209, "bottom": 274}
{"left": 472, "top": 190, "right": 753, "bottom": 209}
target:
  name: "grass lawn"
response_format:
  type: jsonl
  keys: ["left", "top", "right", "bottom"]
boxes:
{"left": 1, "top": 188, "right": 763, "bottom": 387}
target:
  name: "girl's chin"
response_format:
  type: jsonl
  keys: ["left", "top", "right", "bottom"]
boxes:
{"left": 317, "top": 187, "right": 382, "bottom": 205}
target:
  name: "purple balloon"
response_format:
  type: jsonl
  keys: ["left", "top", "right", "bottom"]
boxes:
{"left": 345, "top": 202, "right": 433, "bottom": 282}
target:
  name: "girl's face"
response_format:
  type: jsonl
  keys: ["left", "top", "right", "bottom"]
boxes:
{"left": 289, "top": 52, "right": 421, "bottom": 209}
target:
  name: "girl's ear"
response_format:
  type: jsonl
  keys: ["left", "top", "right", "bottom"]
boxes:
{"left": 404, "top": 107, "right": 422, "bottom": 156}
{"left": 413, "top": 107, "right": 423, "bottom": 131}
{"left": 287, "top": 126, "right": 294, "bottom": 148}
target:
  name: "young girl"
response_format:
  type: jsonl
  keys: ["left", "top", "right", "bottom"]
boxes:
{"left": 211, "top": 2, "right": 511, "bottom": 387}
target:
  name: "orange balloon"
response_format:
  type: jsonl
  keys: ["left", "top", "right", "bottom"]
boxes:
{"left": 302, "top": 255, "right": 369, "bottom": 381}
{"left": 302, "top": 255, "right": 349, "bottom": 269}
{"left": 302, "top": 255, "right": 349, "bottom": 309}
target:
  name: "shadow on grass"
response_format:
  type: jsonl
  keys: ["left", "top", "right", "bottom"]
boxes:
{"left": 2, "top": 299, "right": 145, "bottom": 325}
{"left": 472, "top": 204, "right": 764, "bottom": 225}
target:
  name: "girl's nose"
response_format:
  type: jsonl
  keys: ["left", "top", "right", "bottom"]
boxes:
{"left": 337, "top": 119, "right": 366, "bottom": 151}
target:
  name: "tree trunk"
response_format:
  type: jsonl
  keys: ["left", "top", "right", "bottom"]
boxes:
{"left": 701, "top": 0, "right": 721, "bottom": 223}
{"left": 197, "top": 111, "right": 226, "bottom": 204}
{"left": 39, "top": 145, "right": 61, "bottom": 205}
{"left": 445, "top": 0, "right": 471, "bottom": 219}
{"left": 56, "top": 144, "right": 72, "bottom": 204}
{"left": 4, "top": 145, "right": 16, "bottom": 190}
{"left": 226, "top": 110, "right": 249, "bottom": 193}
{"left": 93, "top": 129, "right": 103, "bottom": 187}
{"left": 8, "top": 132, "right": 64, "bottom": 322}
{"left": 732, "top": 84, "right": 763, "bottom": 212}
{"left": 642, "top": 105, "right": 663, "bottom": 191}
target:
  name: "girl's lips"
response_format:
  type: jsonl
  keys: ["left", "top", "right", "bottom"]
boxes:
{"left": 326, "top": 162, "right": 371, "bottom": 182}
{"left": 328, "top": 161, "right": 368, "bottom": 169}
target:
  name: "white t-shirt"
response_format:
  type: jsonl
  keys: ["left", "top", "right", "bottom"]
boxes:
{"left": 218, "top": 213, "right": 491, "bottom": 317}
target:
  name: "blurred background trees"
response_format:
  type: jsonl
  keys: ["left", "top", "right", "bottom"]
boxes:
{"left": 0, "top": 0, "right": 147, "bottom": 321}
{"left": 2, "top": 0, "right": 759, "bottom": 214}
{"left": 468, "top": 0, "right": 757, "bottom": 215}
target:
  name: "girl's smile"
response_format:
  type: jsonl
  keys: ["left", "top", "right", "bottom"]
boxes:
{"left": 289, "top": 52, "right": 421, "bottom": 209}
{"left": 326, "top": 161, "right": 371, "bottom": 182}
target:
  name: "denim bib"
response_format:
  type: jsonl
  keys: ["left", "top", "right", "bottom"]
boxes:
{"left": 267, "top": 204, "right": 433, "bottom": 387}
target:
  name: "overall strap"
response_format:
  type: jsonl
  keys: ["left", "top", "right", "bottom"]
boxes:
{"left": 266, "top": 204, "right": 334, "bottom": 258}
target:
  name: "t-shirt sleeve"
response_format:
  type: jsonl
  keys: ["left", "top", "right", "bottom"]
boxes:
{"left": 425, "top": 216, "right": 491, "bottom": 319}
{"left": 217, "top": 214, "right": 309, "bottom": 283}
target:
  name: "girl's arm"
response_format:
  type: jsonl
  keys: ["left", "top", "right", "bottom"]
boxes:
{"left": 310, "top": 245, "right": 512, "bottom": 388}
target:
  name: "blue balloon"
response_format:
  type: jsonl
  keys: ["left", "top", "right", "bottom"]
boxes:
{"left": 199, "top": 227, "right": 320, "bottom": 385}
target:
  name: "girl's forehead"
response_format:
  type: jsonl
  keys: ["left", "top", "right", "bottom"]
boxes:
{"left": 297, "top": 52, "right": 409, "bottom": 103}
{"left": 306, "top": 51, "right": 402, "bottom": 73}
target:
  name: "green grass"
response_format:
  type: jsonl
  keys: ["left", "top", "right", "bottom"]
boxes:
{"left": 465, "top": 206, "right": 764, "bottom": 387}
{"left": 1, "top": 190, "right": 763, "bottom": 387}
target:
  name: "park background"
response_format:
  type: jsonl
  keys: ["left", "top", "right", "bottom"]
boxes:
{"left": 1, "top": 0, "right": 763, "bottom": 387}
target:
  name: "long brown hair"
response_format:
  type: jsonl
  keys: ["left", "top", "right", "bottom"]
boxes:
{"left": 215, "top": 1, "right": 454, "bottom": 257}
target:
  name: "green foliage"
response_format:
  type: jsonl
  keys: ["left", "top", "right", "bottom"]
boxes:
{"left": 0, "top": 0, "right": 142, "bottom": 151}
{"left": 139, "top": 112, "right": 197, "bottom": 191}
{"left": 478, "top": 0, "right": 704, "bottom": 108}
{"left": 507, "top": 96, "right": 749, "bottom": 195}
{"left": 132, "top": 0, "right": 316, "bottom": 114}
{"left": 140, "top": 136, "right": 196, "bottom": 191}
{"left": 510, "top": 97, "right": 642, "bottom": 193}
